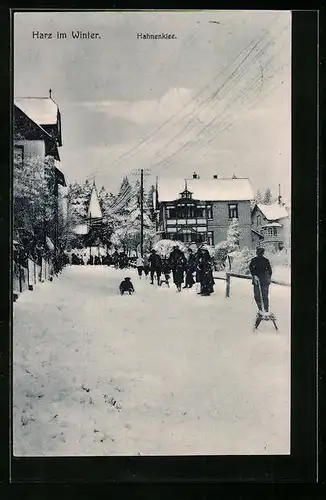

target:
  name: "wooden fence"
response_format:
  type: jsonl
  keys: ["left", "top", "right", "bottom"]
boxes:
{"left": 212, "top": 271, "right": 290, "bottom": 298}
{"left": 13, "top": 257, "right": 54, "bottom": 301}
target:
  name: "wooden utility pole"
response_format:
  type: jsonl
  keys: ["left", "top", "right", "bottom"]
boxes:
{"left": 131, "top": 168, "right": 151, "bottom": 257}
{"left": 140, "top": 169, "right": 144, "bottom": 257}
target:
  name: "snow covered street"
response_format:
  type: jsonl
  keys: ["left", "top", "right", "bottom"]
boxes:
{"left": 13, "top": 265, "right": 291, "bottom": 456}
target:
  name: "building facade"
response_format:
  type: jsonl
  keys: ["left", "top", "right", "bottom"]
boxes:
{"left": 14, "top": 95, "right": 67, "bottom": 254}
{"left": 251, "top": 202, "right": 290, "bottom": 251}
{"left": 155, "top": 174, "right": 254, "bottom": 249}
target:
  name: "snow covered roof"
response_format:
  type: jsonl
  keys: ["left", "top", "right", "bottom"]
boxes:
{"left": 257, "top": 203, "right": 289, "bottom": 221}
{"left": 14, "top": 97, "right": 59, "bottom": 126}
{"left": 261, "top": 222, "right": 283, "bottom": 228}
{"left": 157, "top": 177, "right": 254, "bottom": 202}
{"left": 87, "top": 184, "right": 102, "bottom": 219}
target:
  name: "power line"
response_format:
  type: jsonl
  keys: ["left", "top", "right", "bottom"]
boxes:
{"left": 86, "top": 15, "right": 282, "bottom": 180}
{"left": 151, "top": 36, "right": 276, "bottom": 165}
{"left": 151, "top": 36, "right": 275, "bottom": 170}
{"left": 151, "top": 32, "right": 289, "bottom": 171}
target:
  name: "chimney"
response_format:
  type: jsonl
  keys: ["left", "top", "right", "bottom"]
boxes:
{"left": 193, "top": 172, "right": 198, "bottom": 179}
{"left": 213, "top": 174, "right": 218, "bottom": 179}
{"left": 278, "top": 184, "right": 282, "bottom": 205}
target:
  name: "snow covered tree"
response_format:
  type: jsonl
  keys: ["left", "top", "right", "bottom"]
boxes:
{"left": 109, "top": 178, "right": 156, "bottom": 254}
{"left": 213, "top": 218, "right": 241, "bottom": 269}
{"left": 213, "top": 241, "right": 230, "bottom": 270}
{"left": 255, "top": 189, "right": 262, "bottom": 204}
{"left": 227, "top": 217, "right": 240, "bottom": 251}
{"left": 153, "top": 239, "right": 186, "bottom": 258}
{"left": 13, "top": 152, "right": 57, "bottom": 255}
{"left": 262, "top": 188, "right": 272, "bottom": 205}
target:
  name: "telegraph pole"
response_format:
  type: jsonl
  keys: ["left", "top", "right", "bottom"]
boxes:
{"left": 140, "top": 169, "right": 144, "bottom": 257}
{"left": 131, "top": 168, "right": 151, "bottom": 257}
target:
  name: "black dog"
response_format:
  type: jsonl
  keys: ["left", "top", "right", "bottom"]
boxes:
{"left": 119, "top": 277, "right": 135, "bottom": 295}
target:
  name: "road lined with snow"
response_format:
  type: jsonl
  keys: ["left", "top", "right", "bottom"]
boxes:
{"left": 13, "top": 265, "right": 290, "bottom": 456}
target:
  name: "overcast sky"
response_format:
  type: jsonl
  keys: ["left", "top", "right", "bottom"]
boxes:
{"left": 14, "top": 10, "right": 291, "bottom": 201}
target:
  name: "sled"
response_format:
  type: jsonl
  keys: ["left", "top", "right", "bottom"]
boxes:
{"left": 253, "top": 276, "right": 278, "bottom": 331}
{"left": 160, "top": 278, "right": 170, "bottom": 288}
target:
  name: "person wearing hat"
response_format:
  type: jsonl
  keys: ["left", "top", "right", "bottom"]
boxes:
{"left": 249, "top": 247, "right": 272, "bottom": 313}
{"left": 119, "top": 276, "right": 135, "bottom": 295}
{"left": 148, "top": 249, "right": 162, "bottom": 285}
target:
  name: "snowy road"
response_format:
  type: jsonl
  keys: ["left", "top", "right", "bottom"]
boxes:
{"left": 13, "top": 265, "right": 290, "bottom": 456}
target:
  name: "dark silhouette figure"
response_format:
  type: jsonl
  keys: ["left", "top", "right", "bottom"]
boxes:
{"left": 184, "top": 248, "right": 196, "bottom": 288}
{"left": 196, "top": 249, "right": 214, "bottom": 296}
{"left": 168, "top": 246, "right": 187, "bottom": 291}
{"left": 119, "top": 277, "right": 135, "bottom": 295}
{"left": 148, "top": 249, "right": 162, "bottom": 285}
{"left": 249, "top": 247, "right": 272, "bottom": 312}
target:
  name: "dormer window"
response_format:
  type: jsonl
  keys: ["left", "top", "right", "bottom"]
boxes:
{"left": 180, "top": 189, "right": 193, "bottom": 199}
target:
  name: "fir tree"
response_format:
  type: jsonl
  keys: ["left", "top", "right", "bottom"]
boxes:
{"left": 255, "top": 189, "right": 262, "bottom": 204}
{"left": 262, "top": 188, "right": 272, "bottom": 205}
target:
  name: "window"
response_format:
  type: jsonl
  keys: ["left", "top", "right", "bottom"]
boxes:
{"left": 206, "top": 205, "right": 213, "bottom": 219}
{"left": 188, "top": 205, "right": 196, "bottom": 218}
{"left": 195, "top": 207, "right": 205, "bottom": 218}
{"left": 228, "top": 203, "right": 238, "bottom": 219}
{"left": 167, "top": 207, "right": 176, "bottom": 219}
{"left": 268, "top": 227, "right": 278, "bottom": 237}
{"left": 14, "top": 146, "right": 24, "bottom": 167}
{"left": 257, "top": 215, "right": 261, "bottom": 226}
{"left": 177, "top": 207, "right": 187, "bottom": 219}
{"left": 207, "top": 231, "right": 214, "bottom": 246}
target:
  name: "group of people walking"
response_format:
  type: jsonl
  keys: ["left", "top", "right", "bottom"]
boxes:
{"left": 70, "top": 252, "right": 111, "bottom": 266}
{"left": 135, "top": 246, "right": 215, "bottom": 296}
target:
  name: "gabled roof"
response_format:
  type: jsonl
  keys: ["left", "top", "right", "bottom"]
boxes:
{"left": 14, "top": 104, "right": 60, "bottom": 161}
{"left": 157, "top": 177, "right": 254, "bottom": 202}
{"left": 14, "top": 97, "right": 59, "bottom": 126}
{"left": 257, "top": 203, "right": 289, "bottom": 221}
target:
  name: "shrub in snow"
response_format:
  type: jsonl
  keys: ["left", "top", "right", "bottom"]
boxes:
{"left": 213, "top": 241, "right": 230, "bottom": 270}
{"left": 153, "top": 239, "right": 186, "bottom": 258}
{"left": 231, "top": 246, "right": 254, "bottom": 275}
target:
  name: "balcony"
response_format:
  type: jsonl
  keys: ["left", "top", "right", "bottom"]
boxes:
{"left": 166, "top": 218, "right": 206, "bottom": 226}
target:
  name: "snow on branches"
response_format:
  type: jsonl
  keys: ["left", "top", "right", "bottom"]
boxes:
{"left": 153, "top": 239, "right": 186, "bottom": 258}
{"left": 13, "top": 152, "right": 57, "bottom": 247}
{"left": 213, "top": 218, "right": 241, "bottom": 269}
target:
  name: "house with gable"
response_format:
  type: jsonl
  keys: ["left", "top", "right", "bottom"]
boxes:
{"left": 155, "top": 173, "right": 254, "bottom": 249}
{"left": 251, "top": 201, "right": 290, "bottom": 251}
{"left": 14, "top": 91, "right": 67, "bottom": 252}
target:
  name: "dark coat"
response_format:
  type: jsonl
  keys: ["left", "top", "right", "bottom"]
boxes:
{"left": 119, "top": 279, "right": 134, "bottom": 293}
{"left": 187, "top": 254, "right": 196, "bottom": 272}
{"left": 249, "top": 256, "right": 272, "bottom": 285}
{"left": 196, "top": 252, "right": 214, "bottom": 292}
{"left": 148, "top": 253, "right": 162, "bottom": 271}
{"left": 168, "top": 249, "right": 187, "bottom": 269}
